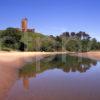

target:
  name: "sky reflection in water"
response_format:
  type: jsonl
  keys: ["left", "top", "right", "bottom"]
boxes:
{"left": 6, "top": 55, "right": 100, "bottom": 100}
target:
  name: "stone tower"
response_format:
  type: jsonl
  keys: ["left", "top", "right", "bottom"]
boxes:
{"left": 21, "top": 18, "right": 28, "bottom": 32}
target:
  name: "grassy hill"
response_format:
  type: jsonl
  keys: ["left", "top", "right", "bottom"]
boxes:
{"left": 0, "top": 28, "right": 100, "bottom": 52}
{"left": 0, "top": 28, "right": 56, "bottom": 51}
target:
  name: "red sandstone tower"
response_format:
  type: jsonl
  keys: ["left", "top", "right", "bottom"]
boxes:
{"left": 21, "top": 18, "right": 28, "bottom": 32}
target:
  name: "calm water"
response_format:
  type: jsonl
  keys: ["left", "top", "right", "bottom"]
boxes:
{"left": 4, "top": 55, "right": 100, "bottom": 100}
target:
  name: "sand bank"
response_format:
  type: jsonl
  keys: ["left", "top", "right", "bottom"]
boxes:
{"left": 0, "top": 51, "right": 100, "bottom": 62}
{"left": 0, "top": 52, "right": 67, "bottom": 62}
{"left": 70, "top": 51, "right": 100, "bottom": 61}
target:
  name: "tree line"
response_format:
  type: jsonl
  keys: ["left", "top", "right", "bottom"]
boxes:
{"left": 0, "top": 27, "right": 100, "bottom": 52}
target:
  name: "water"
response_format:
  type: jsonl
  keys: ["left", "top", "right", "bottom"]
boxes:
{"left": 1, "top": 54, "right": 100, "bottom": 100}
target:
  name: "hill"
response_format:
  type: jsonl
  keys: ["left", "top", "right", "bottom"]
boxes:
{"left": 0, "top": 28, "right": 100, "bottom": 52}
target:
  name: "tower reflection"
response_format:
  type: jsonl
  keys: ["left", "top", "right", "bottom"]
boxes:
{"left": 19, "top": 54, "right": 97, "bottom": 90}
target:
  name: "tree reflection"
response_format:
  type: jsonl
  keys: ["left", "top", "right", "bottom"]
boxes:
{"left": 19, "top": 65, "right": 36, "bottom": 90}
{"left": 19, "top": 54, "right": 97, "bottom": 89}
{"left": 49, "top": 55, "right": 97, "bottom": 73}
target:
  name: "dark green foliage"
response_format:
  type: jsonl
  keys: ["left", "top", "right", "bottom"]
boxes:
{"left": 0, "top": 28, "right": 100, "bottom": 52}
{"left": 91, "top": 38, "right": 98, "bottom": 50}
{"left": 66, "top": 39, "right": 79, "bottom": 52}
{"left": 19, "top": 54, "right": 97, "bottom": 77}
{"left": 0, "top": 28, "right": 22, "bottom": 42}
{"left": 0, "top": 28, "right": 23, "bottom": 50}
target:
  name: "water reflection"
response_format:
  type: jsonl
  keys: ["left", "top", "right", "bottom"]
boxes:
{"left": 19, "top": 54, "right": 97, "bottom": 90}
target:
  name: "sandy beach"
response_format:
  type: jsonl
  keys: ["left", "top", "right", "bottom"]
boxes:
{"left": 70, "top": 51, "right": 100, "bottom": 60}
{"left": 0, "top": 52, "right": 67, "bottom": 62}
{"left": 0, "top": 51, "right": 100, "bottom": 62}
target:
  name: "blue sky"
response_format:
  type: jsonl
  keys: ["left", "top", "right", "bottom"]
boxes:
{"left": 0, "top": 0, "right": 100, "bottom": 40}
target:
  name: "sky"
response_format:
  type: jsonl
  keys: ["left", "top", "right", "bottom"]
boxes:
{"left": 0, "top": 0, "right": 100, "bottom": 40}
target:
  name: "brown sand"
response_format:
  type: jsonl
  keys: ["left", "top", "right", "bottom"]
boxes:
{"left": 0, "top": 52, "right": 67, "bottom": 100}
{"left": 0, "top": 52, "right": 67, "bottom": 62}
{"left": 70, "top": 51, "right": 100, "bottom": 60}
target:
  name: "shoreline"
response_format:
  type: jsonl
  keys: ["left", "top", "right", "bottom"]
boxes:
{"left": 0, "top": 51, "right": 100, "bottom": 100}
{"left": 0, "top": 52, "right": 67, "bottom": 62}
{"left": 69, "top": 51, "right": 100, "bottom": 61}
{"left": 0, "top": 51, "right": 100, "bottom": 61}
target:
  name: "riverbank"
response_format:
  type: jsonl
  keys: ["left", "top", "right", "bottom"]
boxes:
{"left": 70, "top": 51, "right": 100, "bottom": 61}
{"left": 0, "top": 51, "right": 68, "bottom": 100}
{"left": 0, "top": 51, "right": 100, "bottom": 100}
{"left": 0, "top": 51, "right": 100, "bottom": 61}
{"left": 0, "top": 52, "right": 67, "bottom": 62}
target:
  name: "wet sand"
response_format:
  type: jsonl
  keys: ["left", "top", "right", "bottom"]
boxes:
{"left": 1, "top": 51, "right": 100, "bottom": 61}
{"left": 70, "top": 51, "right": 100, "bottom": 60}
{"left": 0, "top": 52, "right": 67, "bottom": 100}
{"left": 0, "top": 58, "right": 27, "bottom": 100}
{"left": 0, "top": 52, "right": 67, "bottom": 62}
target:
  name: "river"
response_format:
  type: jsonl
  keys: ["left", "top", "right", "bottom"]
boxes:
{"left": 0, "top": 54, "right": 100, "bottom": 100}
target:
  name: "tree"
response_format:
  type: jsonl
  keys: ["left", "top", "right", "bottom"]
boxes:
{"left": 0, "top": 27, "right": 23, "bottom": 50}
{"left": 91, "top": 38, "right": 98, "bottom": 50}
{"left": 75, "top": 31, "right": 90, "bottom": 40}
{"left": 76, "top": 31, "right": 82, "bottom": 39}
{"left": 81, "top": 39, "right": 90, "bottom": 52}
{"left": 97, "top": 42, "right": 100, "bottom": 50}
{"left": 71, "top": 32, "right": 76, "bottom": 37}
{"left": 60, "top": 32, "right": 70, "bottom": 37}
{"left": 66, "top": 39, "right": 79, "bottom": 52}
